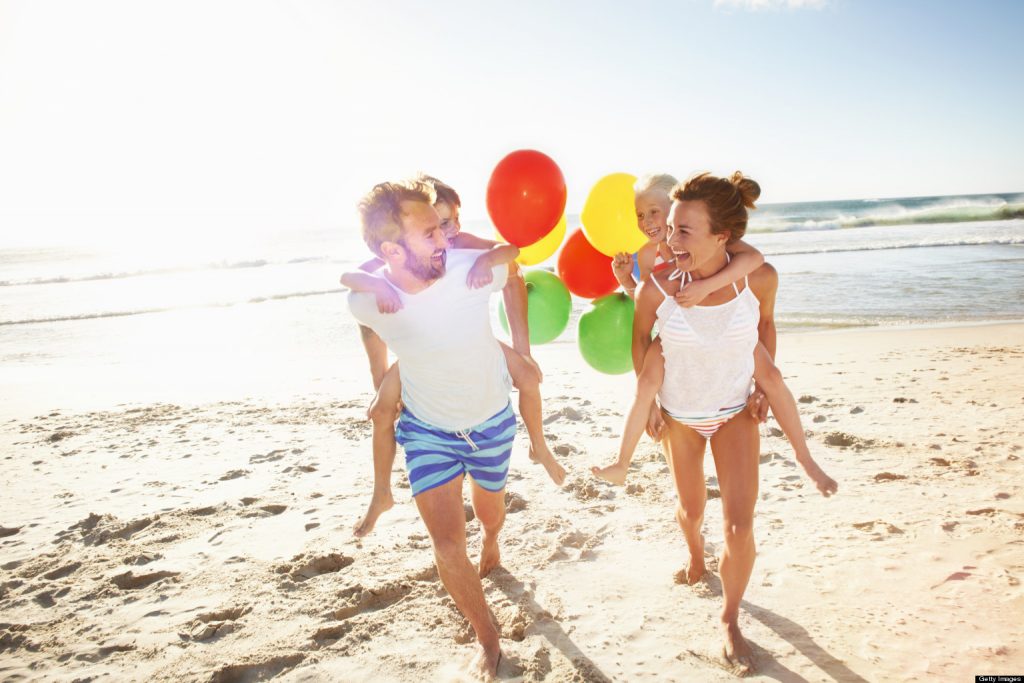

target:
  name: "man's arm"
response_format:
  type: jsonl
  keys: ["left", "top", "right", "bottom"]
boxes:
{"left": 502, "top": 261, "right": 530, "bottom": 356}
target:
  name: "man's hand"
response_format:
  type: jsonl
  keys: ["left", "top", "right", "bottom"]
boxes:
{"left": 675, "top": 278, "right": 714, "bottom": 308}
{"left": 646, "top": 403, "right": 665, "bottom": 441}
{"left": 612, "top": 252, "right": 634, "bottom": 284}
{"left": 373, "top": 282, "right": 402, "bottom": 314}
{"left": 746, "top": 385, "right": 769, "bottom": 423}
{"left": 467, "top": 255, "right": 494, "bottom": 289}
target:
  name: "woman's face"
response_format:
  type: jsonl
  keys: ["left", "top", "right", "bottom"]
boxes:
{"left": 666, "top": 199, "right": 727, "bottom": 272}
{"left": 634, "top": 190, "right": 671, "bottom": 244}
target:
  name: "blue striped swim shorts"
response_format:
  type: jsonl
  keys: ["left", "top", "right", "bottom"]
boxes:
{"left": 395, "top": 403, "right": 516, "bottom": 497}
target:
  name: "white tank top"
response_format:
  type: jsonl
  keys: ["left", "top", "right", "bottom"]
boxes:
{"left": 652, "top": 262, "right": 760, "bottom": 416}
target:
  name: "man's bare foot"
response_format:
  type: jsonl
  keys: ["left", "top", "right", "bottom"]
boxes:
{"left": 721, "top": 620, "right": 756, "bottom": 675}
{"left": 529, "top": 446, "right": 566, "bottom": 486}
{"left": 591, "top": 461, "right": 628, "bottom": 485}
{"left": 478, "top": 533, "right": 501, "bottom": 578}
{"left": 353, "top": 491, "right": 394, "bottom": 537}
{"left": 468, "top": 642, "right": 502, "bottom": 681}
{"left": 673, "top": 533, "right": 706, "bottom": 585}
{"left": 798, "top": 458, "right": 838, "bottom": 497}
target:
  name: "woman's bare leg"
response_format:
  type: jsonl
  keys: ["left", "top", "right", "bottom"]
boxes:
{"left": 593, "top": 339, "right": 665, "bottom": 485}
{"left": 662, "top": 412, "right": 710, "bottom": 585}
{"left": 354, "top": 363, "right": 400, "bottom": 537}
{"left": 709, "top": 409, "right": 760, "bottom": 674}
{"left": 500, "top": 343, "right": 565, "bottom": 486}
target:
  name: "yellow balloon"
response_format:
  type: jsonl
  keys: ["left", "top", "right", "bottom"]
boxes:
{"left": 581, "top": 173, "right": 645, "bottom": 257}
{"left": 517, "top": 215, "right": 566, "bottom": 266}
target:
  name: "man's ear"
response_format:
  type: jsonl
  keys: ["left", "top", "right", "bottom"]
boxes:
{"left": 379, "top": 240, "right": 404, "bottom": 261}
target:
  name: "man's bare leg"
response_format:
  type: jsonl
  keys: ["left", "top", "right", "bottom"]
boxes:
{"left": 354, "top": 363, "right": 400, "bottom": 537}
{"left": 415, "top": 475, "right": 501, "bottom": 679}
{"left": 710, "top": 410, "right": 760, "bottom": 674}
{"left": 359, "top": 324, "right": 389, "bottom": 391}
{"left": 752, "top": 344, "right": 838, "bottom": 496}
{"left": 593, "top": 339, "right": 664, "bottom": 485}
{"left": 499, "top": 343, "right": 565, "bottom": 486}
{"left": 662, "top": 413, "right": 709, "bottom": 586}
{"left": 470, "top": 478, "right": 506, "bottom": 578}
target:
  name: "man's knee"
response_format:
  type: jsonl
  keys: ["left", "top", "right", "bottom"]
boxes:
{"left": 432, "top": 536, "right": 467, "bottom": 566}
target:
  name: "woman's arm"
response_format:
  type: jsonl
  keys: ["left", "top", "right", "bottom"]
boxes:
{"left": 631, "top": 276, "right": 663, "bottom": 375}
{"left": 675, "top": 239, "right": 765, "bottom": 307}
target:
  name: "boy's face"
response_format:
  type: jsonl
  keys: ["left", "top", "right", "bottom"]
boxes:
{"left": 394, "top": 200, "right": 449, "bottom": 281}
{"left": 435, "top": 201, "right": 461, "bottom": 242}
{"left": 634, "top": 190, "right": 671, "bottom": 244}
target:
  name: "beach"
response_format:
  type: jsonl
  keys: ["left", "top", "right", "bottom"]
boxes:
{"left": 3, "top": 321, "right": 1023, "bottom": 681}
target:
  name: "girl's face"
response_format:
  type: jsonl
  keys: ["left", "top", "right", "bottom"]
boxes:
{"left": 666, "top": 199, "right": 727, "bottom": 272}
{"left": 435, "top": 201, "right": 461, "bottom": 241}
{"left": 634, "top": 190, "right": 671, "bottom": 244}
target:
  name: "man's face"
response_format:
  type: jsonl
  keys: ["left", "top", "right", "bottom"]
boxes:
{"left": 397, "top": 200, "right": 449, "bottom": 281}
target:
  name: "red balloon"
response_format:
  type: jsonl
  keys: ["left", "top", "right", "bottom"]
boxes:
{"left": 557, "top": 228, "right": 619, "bottom": 299}
{"left": 486, "top": 150, "right": 567, "bottom": 247}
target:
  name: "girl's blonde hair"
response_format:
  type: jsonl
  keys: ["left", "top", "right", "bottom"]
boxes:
{"left": 633, "top": 173, "right": 679, "bottom": 196}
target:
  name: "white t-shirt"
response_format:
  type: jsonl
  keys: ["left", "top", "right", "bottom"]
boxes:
{"left": 348, "top": 249, "right": 512, "bottom": 431}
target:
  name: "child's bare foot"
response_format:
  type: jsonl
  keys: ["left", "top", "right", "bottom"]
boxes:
{"left": 798, "top": 458, "right": 838, "bottom": 497}
{"left": 529, "top": 446, "right": 566, "bottom": 486}
{"left": 468, "top": 642, "right": 501, "bottom": 681}
{"left": 721, "top": 620, "right": 756, "bottom": 675}
{"left": 478, "top": 533, "right": 501, "bottom": 578}
{"left": 353, "top": 490, "right": 394, "bottom": 537}
{"left": 591, "top": 461, "right": 628, "bottom": 485}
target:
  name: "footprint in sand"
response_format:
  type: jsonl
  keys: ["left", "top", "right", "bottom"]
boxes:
{"left": 313, "top": 581, "right": 417, "bottom": 649}
{"left": 210, "top": 653, "right": 305, "bottom": 683}
{"left": 873, "top": 472, "right": 907, "bottom": 482}
{"left": 0, "top": 526, "right": 21, "bottom": 538}
{"left": 249, "top": 449, "right": 288, "bottom": 464}
{"left": 506, "top": 492, "right": 528, "bottom": 513}
{"left": 823, "top": 431, "right": 876, "bottom": 450}
{"left": 219, "top": 469, "right": 249, "bottom": 481}
{"left": 183, "top": 605, "right": 252, "bottom": 641}
{"left": 111, "top": 570, "right": 180, "bottom": 590}
{"left": 852, "top": 520, "right": 904, "bottom": 539}
{"left": 275, "top": 552, "right": 353, "bottom": 582}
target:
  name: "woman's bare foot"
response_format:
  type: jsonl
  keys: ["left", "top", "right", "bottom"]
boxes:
{"left": 478, "top": 533, "right": 501, "bottom": 578}
{"left": 353, "top": 490, "right": 394, "bottom": 537}
{"left": 591, "top": 461, "right": 628, "bottom": 485}
{"left": 798, "top": 457, "right": 838, "bottom": 497}
{"left": 468, "top": 642, "right": 502, "bottom": 681}
{"left": 529, "top": 446, "right": 566, "bottom": 486}
{"left": 721, "top": 620, "right": 756, "bottom": 675}
{"left": 673, "top": 533, "right": 706, "bottom": 585}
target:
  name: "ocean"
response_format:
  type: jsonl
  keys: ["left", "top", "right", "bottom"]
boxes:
{"left": 1, "top": 191, "right": 1022, "bottom": 413}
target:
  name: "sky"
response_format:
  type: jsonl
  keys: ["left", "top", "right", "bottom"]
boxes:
{"left": 0, "top": 0, "right": 1022, "bottom": 247}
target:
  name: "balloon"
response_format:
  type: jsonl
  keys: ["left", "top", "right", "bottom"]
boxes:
{"left": 487, "top": 150, "right": 567, "bottom": 247}
{"left": 581, "top": 173, "right": 646, "bottom": 257}
{"left": 517, "top": 215, "right": 566, "bottom": 266}
{"left": 578, "top": 293, "right": 635, "bottom": 375}
{"left": 498, "top": 270, "right": 571, "bottom": 345}
{"left": 557, "top": 228, "right": 618, "bottom": 299}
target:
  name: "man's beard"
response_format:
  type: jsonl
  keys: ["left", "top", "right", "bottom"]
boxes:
{"left": 400, "top": 241, "right": 446, "bottom": 281}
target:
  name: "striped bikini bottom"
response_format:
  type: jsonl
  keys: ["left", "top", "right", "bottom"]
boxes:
{"left": 663, "top": 402, "right": 746, "bottom": 438}
{"left": 395, "top": 403, "right": 516, "bottom": 497}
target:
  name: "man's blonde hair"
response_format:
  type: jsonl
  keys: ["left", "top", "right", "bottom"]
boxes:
{"left": 633, "top": 173, "right": 679, "bottom": 196}
{"left": 357, "top": 179, "right": 437, "bottom": 256}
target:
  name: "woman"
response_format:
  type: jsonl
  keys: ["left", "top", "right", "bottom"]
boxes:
{"left": 632, "top": 171, "right": 776, "bottom": 674}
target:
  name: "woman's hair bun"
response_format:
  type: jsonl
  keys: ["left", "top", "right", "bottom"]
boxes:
{"left": 729, "top": 171, "right": 760, "bottom": 209}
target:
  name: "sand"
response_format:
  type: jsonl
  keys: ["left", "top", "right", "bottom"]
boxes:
{"left": 2, "top": 322, "right": 1023, "bottom": 681}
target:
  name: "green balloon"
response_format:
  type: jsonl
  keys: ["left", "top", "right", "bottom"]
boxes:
{"left": 578, "top": 293, "right": 635, "bottom": 374}
{"left": 498, "top": 269, "right": 571, "bottom": 345}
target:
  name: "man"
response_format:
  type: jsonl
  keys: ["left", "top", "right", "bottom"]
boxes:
{"left": 347, "top": 178, "right": 541, "bottom": 679}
